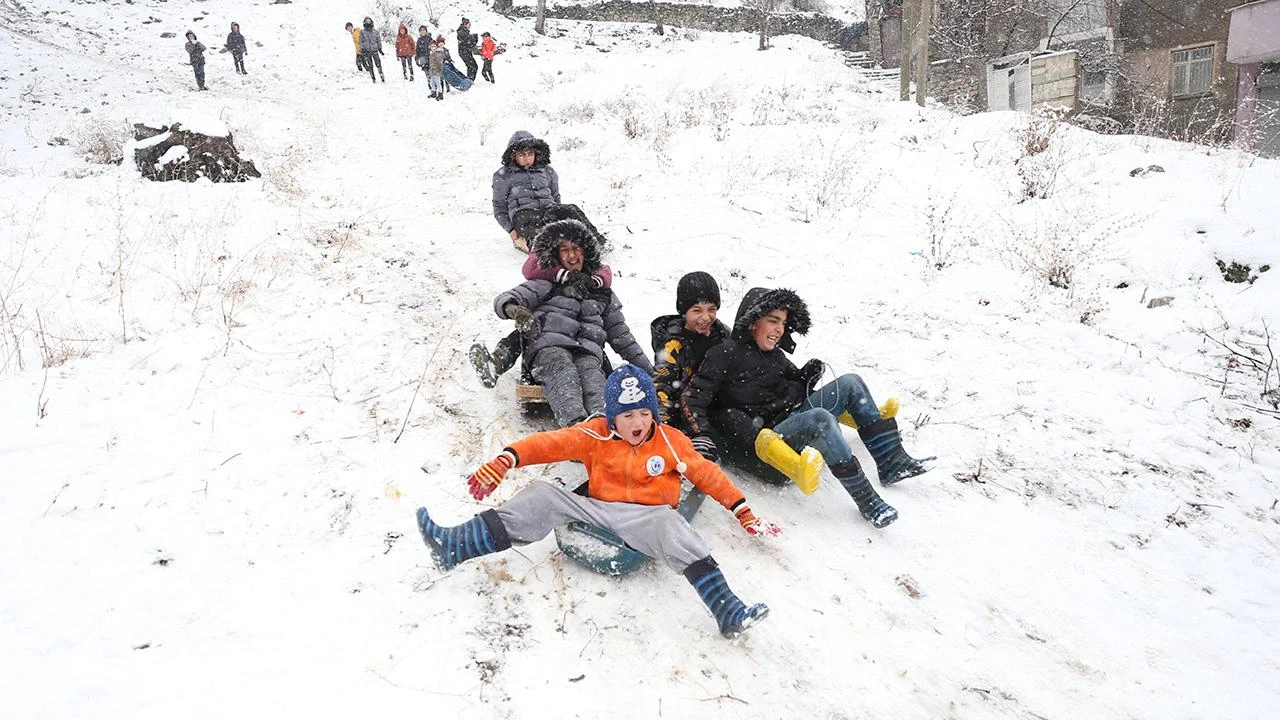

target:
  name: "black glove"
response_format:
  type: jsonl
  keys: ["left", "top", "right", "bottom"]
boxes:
{"left": 560, "top": 270, "right": 594, "bottom": 300}
{"left": 799, "top": 358, "right": 825, "bottom": 391}
{"left": 503, "top": 303, "right": 534, "bottom": 331}
{"left": 690, "top": 434, "right": 720, "bottom": 464}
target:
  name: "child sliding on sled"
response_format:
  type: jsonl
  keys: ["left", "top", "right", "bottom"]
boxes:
{"left": 416, "top": 365, "right": 778, "bottom": 638}
{"left": 681, "top": 287, "right": 934, "bottom": 529}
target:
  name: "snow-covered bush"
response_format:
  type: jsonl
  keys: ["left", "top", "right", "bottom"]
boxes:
{"left": 75, "top": 118, "right": 128, "bottom": 165}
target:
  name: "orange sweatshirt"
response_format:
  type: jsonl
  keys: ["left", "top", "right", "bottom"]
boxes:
{"left": 507, "top": 417, "right": 746, "bottom": 511}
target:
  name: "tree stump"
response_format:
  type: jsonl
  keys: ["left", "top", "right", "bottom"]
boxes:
{"left": 132, "top": 122, "right": 261, "bottom": 183}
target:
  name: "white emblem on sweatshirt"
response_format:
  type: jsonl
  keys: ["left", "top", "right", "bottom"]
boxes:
{"left": 646, "top": 455, "right": 665, "bottom": 476}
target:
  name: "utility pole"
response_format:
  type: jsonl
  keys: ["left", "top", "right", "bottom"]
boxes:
{"left": 914, "top": 0, "right": 931, "bottom": 107}
{"left": 899, "top": 0, "right": 913, "bottom": 101}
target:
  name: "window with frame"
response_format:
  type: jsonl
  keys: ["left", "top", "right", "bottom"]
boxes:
{"left": 1171, "top": 45, "right": 1214, "bottom": 97}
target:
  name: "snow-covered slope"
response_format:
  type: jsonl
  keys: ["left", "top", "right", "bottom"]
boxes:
{"left": 1, "top": 1, "right": 1277, "bottom": 718}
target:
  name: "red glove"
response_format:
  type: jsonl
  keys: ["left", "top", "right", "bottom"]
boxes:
{"left": 734, "top": 503, "right": 781, "bottom": 537}
{"left": 467, "top": 451, "right": 515, "bottom": 501}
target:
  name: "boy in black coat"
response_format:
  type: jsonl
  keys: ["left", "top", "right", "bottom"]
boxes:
{"left": 680, "top": 288, "right": 933, "bottom": 528}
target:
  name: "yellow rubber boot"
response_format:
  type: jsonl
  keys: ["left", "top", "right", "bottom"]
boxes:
{"left": 838, "top": 397, "right": 900, "bottom": 429}
{"left": 755, "top": 429, "right": 824, "bottom": 495}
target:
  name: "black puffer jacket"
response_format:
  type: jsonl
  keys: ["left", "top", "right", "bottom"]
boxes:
{"left": 649, "top": 314, "right": 731, "bottom": 425}
{"left": 680, "top": 288, "right": 812, "bottom": 445}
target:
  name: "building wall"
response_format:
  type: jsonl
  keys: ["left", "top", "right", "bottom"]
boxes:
{"left": 1115, "top": 0, "right": 1238, "bottom": 140}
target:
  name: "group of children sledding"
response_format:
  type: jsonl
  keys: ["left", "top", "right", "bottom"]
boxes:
{"left": 415, "top": 131, "right": 934, "bottom": 640}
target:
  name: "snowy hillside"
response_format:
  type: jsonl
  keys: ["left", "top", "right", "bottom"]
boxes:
{"left": 1, "top": 0, "right": 1278, "bottom": 718}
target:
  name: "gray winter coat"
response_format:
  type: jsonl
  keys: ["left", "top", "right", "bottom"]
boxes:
{"left": 185, "top": 41, "right": 206, "bottom": 65}
{"left": 493, "top": 281, "right": 654, "bottom": 375}
{"left": 491, "top": 131, "right": 560, "bottom": 233}
{"left": 359, "top": 25, "right": 382, "bottom": 53}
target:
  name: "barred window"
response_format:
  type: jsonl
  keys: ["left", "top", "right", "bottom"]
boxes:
{"left": 1171, "top": 45, "right": 1214, "bottom": 97}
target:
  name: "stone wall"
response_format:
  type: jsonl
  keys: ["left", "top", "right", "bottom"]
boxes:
{"left": 507, "top": 1, "right": 846, "bottom": 43}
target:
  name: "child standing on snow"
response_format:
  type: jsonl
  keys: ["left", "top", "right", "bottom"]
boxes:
{"left": 416, "top": 364, "right": 777, "bottom": 639}
{"left": 346, "top": 22, "right": 366, "bottom": 72}
{"left": 358, "top": 17, "right": 385, "bottom": 83}
{"left": 492, "top": 130, "right": 560, "bottom": 254}
{"left": 650, "top": 272, "right": 731, "bottom": 431}
{"left": 426, "top": 38, "right": 445, "bottom": 100}
{"left": 184, "top": 31, "right": 207, "bottom": 90}
{"left": 681, "top": 288, "right": 934, "bottom": 529}
{"left": 395, "top": 24, "right": 415, "bottom": 81}
{"left": 480, "top": 32, "right": 497, "bottom": 83}
{"left": 226, "top": 23, "right": 247, "bottom": 75}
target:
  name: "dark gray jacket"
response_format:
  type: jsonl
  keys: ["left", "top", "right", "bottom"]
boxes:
{"left": 185, "top": 41, "right": 206, "bottom": 64}
{"left": 494, "top": 282, "right": 653, "bottom": 374}
{"left": 491, "top": 131, "right": 560, "bottom": 233}
{"left": 359, "top": 25, "right": 382, "bottom": 53}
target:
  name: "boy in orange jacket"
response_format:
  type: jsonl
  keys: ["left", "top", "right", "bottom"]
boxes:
{"left": 416, "top": 365, "right": 779, "bottom": 638}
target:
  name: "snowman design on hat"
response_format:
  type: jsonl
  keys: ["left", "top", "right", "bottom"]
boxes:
{"left": 618, "top": 376, "right": 645, "bottom": 405}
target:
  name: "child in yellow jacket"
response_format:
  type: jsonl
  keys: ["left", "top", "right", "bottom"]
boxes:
{"left": 416, "top": 364, "right": 779, "bottom": 638}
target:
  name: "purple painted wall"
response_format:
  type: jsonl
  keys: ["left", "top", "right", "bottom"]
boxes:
{"left": 1227, "top": 0, "right": 1280, "bottom": 64}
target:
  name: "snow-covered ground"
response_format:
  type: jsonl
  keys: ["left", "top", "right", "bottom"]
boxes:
{"left": 1, "top": 1, "right": 1278, "bottom": 718}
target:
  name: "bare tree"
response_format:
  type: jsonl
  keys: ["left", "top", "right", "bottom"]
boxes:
{"left": 535, "top": 0, "right": 547, "bottom": 35}
{"left": 649, "top": 0, "right": 665, "bottom": 35}
{"left": 751, "top": 0, "right": 777, "bottom": 50}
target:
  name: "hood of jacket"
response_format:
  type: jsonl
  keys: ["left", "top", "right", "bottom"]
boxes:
{"left": 501, "top": 131, "right": 551, "bottom": 167}
{"left": 532, "top": 219, "right": 602, "bottom": 274}
{"left": 731, "top": 287, "right": 810, "bottom": 354}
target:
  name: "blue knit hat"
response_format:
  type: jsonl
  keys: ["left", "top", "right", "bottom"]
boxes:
{"left": 604, "top": 364, "right": 660, "bottom": 429}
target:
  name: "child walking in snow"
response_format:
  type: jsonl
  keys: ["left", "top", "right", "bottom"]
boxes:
{"left": 395, "top": 24, "right": 415, "bottom": 80}
{"left": 416, "top": 365, "right": 777, "bottom": 638}
{"left": 358, "top": 17, "right": 385, "bottom": 83}
{"left": 346, "top": 22, "right": 366, "bottom": 72}
{"left": 480, "top": 32, "right": 497, "bottom": 83}
{"left": 184, "top": 31, "right": 207, "bottom": 90}
{"left": 681, "top": 288, "right": 934, "bottom": 529}
{"left": 226, "top": 23, "right": 247, "bottom": 75}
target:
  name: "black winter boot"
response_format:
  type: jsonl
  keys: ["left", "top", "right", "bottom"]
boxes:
{"left": 858, "top": 417, "right": 935, "bottom": 485}
{"left": 469, "top": 342, "right": 516, "bottom": 389}
{"left": 684, "top": 557, "right": 769, "bottom": 638}
{"left": 829, "top": 459, "right": 898, "bottom": 528}
{"left": 416, "top": 507, "right": 511, "bottom": 571}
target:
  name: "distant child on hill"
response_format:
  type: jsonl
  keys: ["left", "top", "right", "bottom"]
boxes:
{"left": 184, "top": 31, "right": 207, "bottom": 91}
{"left": 358, "top": 17, "right": 385, "bottom": 83}
{"left": 346, "top": 22, "right": 366, "bottom": 72}
{"left": 416, "top": 364, "right": 777, "bottom": 638}
{"left": 426, "top": 38, "right": 445, "bottom": 100}
{"left": 480, "top": 32, "right": 497, "bottom": 83}
{"left": 395, "top": 24, "right": 415, "bottom": 81}
{"left": 226, "top": 22, "right": 247, "bottom": 75}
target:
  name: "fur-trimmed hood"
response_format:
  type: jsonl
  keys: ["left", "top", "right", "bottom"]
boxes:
{"left": 532, "top": 219, "right": 602, "bottom": 274}
{"left": 731, "top": 287, "right": 810, "bottom": 354}
{"left": 501, "top": 131, "right": 551, "bottom": 167}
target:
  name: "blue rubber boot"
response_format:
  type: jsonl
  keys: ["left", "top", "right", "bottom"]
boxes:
{"left": 830, "top": 459, "right": 898, "bottom": 528}
{"left": 684, "top": 557, "right": 769, "bottom": 639}
{"left": 858, "top": 417, "right": 935, "bottom": 485}
{"left": 416, "top": 507, "right": 511, "bottom": 571}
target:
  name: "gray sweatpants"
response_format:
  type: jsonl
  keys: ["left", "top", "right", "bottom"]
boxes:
{"left": 495, "top": 481, "right": 711, "bottom": 574}
{"left": 531, "top": 346, "right": 605, "bottom": 427}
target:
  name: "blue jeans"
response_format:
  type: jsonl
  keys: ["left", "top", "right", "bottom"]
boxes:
{"left": 772, "top": 374, "right": 879, "bottom": 466}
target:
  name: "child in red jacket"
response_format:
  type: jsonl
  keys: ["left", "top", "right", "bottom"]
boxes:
{"left": 395, "top": 24, "right": 415, "bottom": 80}
{"left": 480, "top": 31, "right": 497, "bottom": 83}
{"left": 416, "top": 365, "right": 779, "bottom": 638}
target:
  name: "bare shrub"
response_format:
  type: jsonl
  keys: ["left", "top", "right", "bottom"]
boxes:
{"left": 996, "top": 210, "right": 1131, "bottom": 290}
{"left": 558, "top": 136, "right": 586, "bottom": 152}
{"left": 557, "top": 100, "right": 597, "bottom": 123}
{"left": 75, "top": 118, "right": 128, "bottom": 165}
{"left": 1014, "top": 109, "right": 1067, "bottom": 201}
